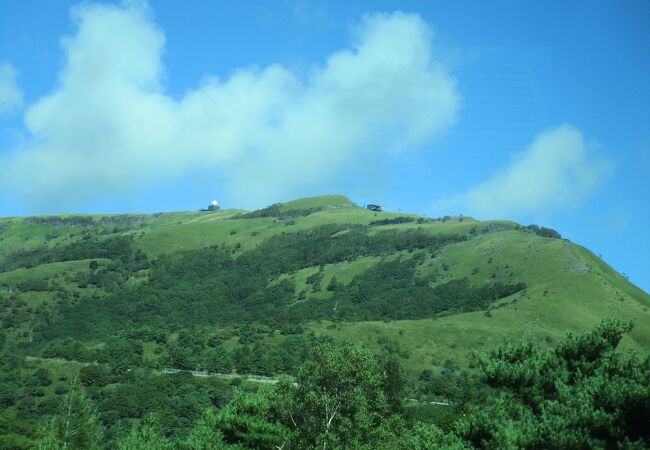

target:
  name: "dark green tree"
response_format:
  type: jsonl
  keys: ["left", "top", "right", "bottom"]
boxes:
{"left": 447, "top": 318, "right": 650, "bottom": 449}
{"left": 36, "top": 376, "right": 103, "bottom": 449}
{"left": 326, "top": 276, "right": 342, "bottom": 292}
{"left": 210, "top": 389, "right": 288, "bottom": 449}
{"left": 79, "top": 364, "right": 112, "bottom": 387}
{"left": 272, "top": 343, "right": 403, "bottom": 449}
{"left": 116, "top": 420, "right": 172, "bottom": 450}
{"left": 178, "top": 409, "right": 230, "bottom": 449}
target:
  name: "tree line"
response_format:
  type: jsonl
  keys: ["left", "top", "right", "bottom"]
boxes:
{"left": 28, "top": 318, "right": 650, "bottom": 449}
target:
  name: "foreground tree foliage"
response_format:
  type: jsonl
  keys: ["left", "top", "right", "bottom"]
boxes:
{"left": 271, "top": 344, "right": 404, "bottom": 449}
{"left": 116, "top": 344, "right": 404, "bottom": 449}
{"left": 445, "top": 318, "right": 650, "bottom": 449}
{"left": 25, "top": 319, "right": 650, "bottom": 449}
{"left": 36, "top": 376, "right": 103, "bottom": 449}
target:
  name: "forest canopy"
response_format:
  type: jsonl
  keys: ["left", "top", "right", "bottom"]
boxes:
{"left": 14, "top": 318, "right": 647, "bottom": 449}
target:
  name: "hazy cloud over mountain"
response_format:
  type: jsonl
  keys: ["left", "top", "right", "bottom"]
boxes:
{"left": 431, "top": 124, "right": 610, "bottom": 218}
{"left": 0, "top": 1, "right": 459, "bottom": 209}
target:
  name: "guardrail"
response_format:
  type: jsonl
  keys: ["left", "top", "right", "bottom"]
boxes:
{"left": 162, "top": 368, "right": 280, "bottom": 383}
{"left": 162, "top": 369, "right": 452, "bottom": 404}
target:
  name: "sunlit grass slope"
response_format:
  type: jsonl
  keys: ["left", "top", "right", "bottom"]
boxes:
{"left": 1, "top": 195, "right": 648, "bottom": 379}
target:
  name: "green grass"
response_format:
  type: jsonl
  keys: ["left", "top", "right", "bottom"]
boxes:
{"left": 278, "top": 194, "right": 355, "bottom": 211}
{"left": 0, "top": 259, "right": 98, "bottom": 285}
{"left": 271, "top": 254, "right": 391, "bottom": 301}
{"left": 1, "top": 194, "right": 648, "bottom": 381}
{"left": 20, "top": 356, "right": 92, "bottom": 408}
{"left": 304, "top": 227, "right": 650, "bottom": 377}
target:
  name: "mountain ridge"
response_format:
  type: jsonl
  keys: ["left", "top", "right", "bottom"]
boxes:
{"left": 1, "top": 195, "right": 647, "bottom": 377}
{"left": 1, "top": 193, "right": 649, "bottom": 447}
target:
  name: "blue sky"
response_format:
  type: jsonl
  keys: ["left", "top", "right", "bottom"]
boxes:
{"left": 0, "top": 0, "right": 648, "bottom": 291}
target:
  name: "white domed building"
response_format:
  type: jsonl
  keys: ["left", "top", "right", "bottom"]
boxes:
{"left": 201, "top": 200, "right": 221, "bottom": 211}
{"left": 208, "top": 200, "right": 220, "bottom": 211}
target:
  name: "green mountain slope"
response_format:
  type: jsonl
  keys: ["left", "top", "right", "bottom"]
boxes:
{"left": 1, "top": 195, "right": 648, "bottom": 382}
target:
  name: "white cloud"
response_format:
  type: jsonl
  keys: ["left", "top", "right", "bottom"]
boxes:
{"left": 432, "top": 124, "right": 610, "bottom": 218}
{"left": 0, "top": 2, "right": 458, "bottom": 209}
{"left": 0, "top": 63, "right": 24, "bottom": 114}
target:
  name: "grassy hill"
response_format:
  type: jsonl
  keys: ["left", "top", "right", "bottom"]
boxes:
{"left": 0, "top": 195, "right": 648, "bottom": 390}
{"left": 1, "top": 194, "right": 648, "bottom": 445}
{"left": 1, "top": 195, "right": 648, "bottom": 352}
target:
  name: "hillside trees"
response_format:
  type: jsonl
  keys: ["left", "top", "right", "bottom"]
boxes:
{"left": 267, "top": 344, "right": 404, "bottom": 449}
{"left": 0, "top": 349, "right": 23, "bottom": 407}
{"left": 235, "top": 203, "right": 323, "bottom": 219}
{"left": 18, "top": 319, "right": 649, "bottom": 448}
{"left": 39, "top": 227, "right": 478, "bottom": 341}
{"left": 332, "top": 259, "right": 525, "bottom": 321}
{"left": 0, "top": 235, "right": 148, "bottom": 272}
{"left": 238, "top": 225, "right": 467, "bottom": 277}
{"left": 444, "top": 318, "right": 650, "bottom": 448}
{"left": 112, "top": 344, "right": 404, "bottom": 449}
{"left": 36, "top": 376, "right": 103, "bottom": 450}
{"left": 524, "top": 224, "right": 561, "bottom": 239}
{"left": 117, "top": 422, "right": 173, "bottom": 450}
{"left": 197, "top": 319, "right": 647, "bottom": 449}
{"left": 207, "top": 390, "right": 289, "bottom": 448}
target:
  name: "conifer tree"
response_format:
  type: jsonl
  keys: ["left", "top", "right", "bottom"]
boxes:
{"left": 37, "top": 375, "right": 103, "bottom": 450}
{"left": 448, "top": 318, "right": 650, "bottom": 448}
